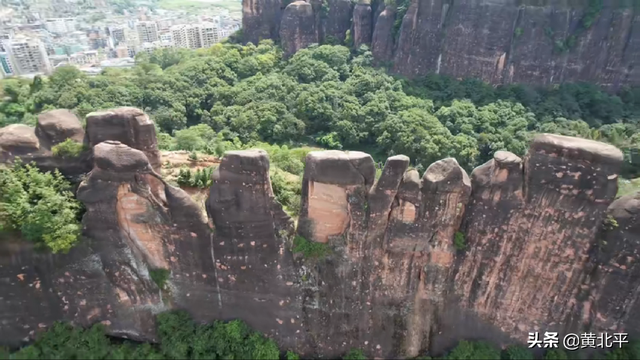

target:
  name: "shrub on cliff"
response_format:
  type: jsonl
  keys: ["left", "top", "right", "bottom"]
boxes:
{"left": 0, "top": 161, "right": 82, "bottom": 253}
{"left": 51, "top": 138, "right": 86, "bottom": 158}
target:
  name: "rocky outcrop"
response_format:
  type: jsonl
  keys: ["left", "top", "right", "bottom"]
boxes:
{"left": 0, "top": 111, "right": 90, "bottom": 180}
{"left": 352, "top": 3, "right": 373, "bottom": 49}
{"left": 2, "top": 107, "right": 640, "bottom": 358}
{"left": 242, "top": 0, "right": 283, "bottom": 45}
{"left": 244, "top": 0, "right": 640, "bottom": 89}
{"left": 280, "top": 1, "right": 319, "bottom": 57}
{"left": 86, "top": 107, "right": 161, "bottom": 174}
{"left": 455, "top": 135, "right": 623, "bottom": 340}
{"left": 202, "top": 149, "right": 303, "bottom": 350}
{"left": 591, "top": 193, "right": 640, "bottom": 336}
{"left": 35, "top": 109, "right": 84, "bottom": 148}
{"left": 324, "top": 0, "right": 353, "bottom": 43}
{"left": 371, "top": 6, "right": 395, "bottom": 64}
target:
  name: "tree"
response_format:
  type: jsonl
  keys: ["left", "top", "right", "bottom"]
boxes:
{"left": 0, "top": 161, "right": 82, "bottom": 253}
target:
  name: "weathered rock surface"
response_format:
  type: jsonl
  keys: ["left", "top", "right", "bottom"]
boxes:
{"left": 0, "top": 112, "right": 91, "bottom": 180}
{"left": 455, "top": 135, "right": 623, "bottom": 341}
{"left": 0, "top": 124, "right": 40, "bottom": 161}
{"left": 86, "top": 107, "right": 161, "bottom": 174}
{"left": 244, "top": 0, "right": 640, "bottom": 89}
{"left": 35, "top": 109, "right": 85, "bottom": 147}
{"left": 2, "top": 108, "right": 640, "bottom": 358}
{"left": 280, "top": 1, "right": 318, "bottom": 57}
{"left": 591, "top": 193, "right": 640, "bottom": 335}
{"left": 352, "top": 3, "right": 372, "bottom": 49}
{"left": 242, "top": 0, "right": 283, "bottom": 45}
{"left": 324, "top": 0, "right": 353, "bottom": 43}
{"left": 371, "top": 6, "right": 395, "bottom": 64}
{"left": 202, "top": 149, "right": 304, "bottom": 350}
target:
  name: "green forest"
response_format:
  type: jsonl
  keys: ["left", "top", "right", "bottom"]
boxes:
{"left": 1, "top": 41, "right": 639, "bottom": 178}
{"left": 1, "top": 310, "right": 638, "bottom": 359}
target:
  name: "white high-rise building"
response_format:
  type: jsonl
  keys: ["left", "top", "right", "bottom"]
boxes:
{"left": 4, "top": 37, "right": 52, "bottom": 75}
{"left": 199, "top": 22, "right": 219, "bottom": 48}
{"left": 44, "top": 18, "right": 76, "bottom": 34}
{"left": 135, "top": 21, "right": 159, "bottom": 44}
{"left": 171, "top": 23, "right": 221, "bottom": 50}
{"left": 171, "top": 24, "right": 202, "bottom": 49}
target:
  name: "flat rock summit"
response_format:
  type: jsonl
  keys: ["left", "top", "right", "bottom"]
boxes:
{"left": 0, "top": 107, "right": 639, "bottom": 357}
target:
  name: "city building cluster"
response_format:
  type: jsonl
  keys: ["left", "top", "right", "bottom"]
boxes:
{"left": 0, "top": 0, "right": 242, "bottom": 78}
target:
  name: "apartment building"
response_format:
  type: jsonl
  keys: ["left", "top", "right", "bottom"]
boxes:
{"left": 199, "top": 22, "right": 219, "bottom": 48}
{"left": 0, "top": 52, "right": 14, "bottom": 76}
{"left": 135, "top": 21, "right": 159, "bottom": 44}
{"left": 44, "top": 18, "right": 76, "bottom": 34}
{"left": 170, "top": 24, "right": 201, "bottom": 49}
{"left": 4, "top": 37, "right": 52, "bottom": 75}
{"left": 110, "top": 26, "right": 125, "bottom": 46}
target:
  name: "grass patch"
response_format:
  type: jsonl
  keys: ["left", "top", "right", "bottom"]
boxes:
{"left": 149, "top": 268, "right": 171, "bottom": 289}
{"left": 292, "top": 235, "right": 330, "bottom": 259}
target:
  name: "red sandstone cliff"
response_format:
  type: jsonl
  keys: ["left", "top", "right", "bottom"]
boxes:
{"left": 1, "top": 109, "right": 640, "bottom": 358}
{"left": 248, "top": 0, "right": 640, "bottom": 89}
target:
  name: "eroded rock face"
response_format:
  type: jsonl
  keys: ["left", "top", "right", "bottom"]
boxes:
{"left": 454, "top": 135, "right": 623, "bottom": 340}
{"left": 86, "top": 107, "right": 161, "bottom": 174}
{"left": 324, "top": 0, "right": 353, "bottom": 43}
{"left": 35, "top": 109, "right": 85, "bottom": 147}
{"left": 204, "top": 149, "right": 303, "bottom": 350}
{"left": 245, "top": 0, "right": 640, "bottom": 88}
{"left": 0, "top": 112, "right": 90, "bottom": 180}
{"left": 279, "top": 1, "right": 318, "bottom": 57}
{"left": 352, "top": 3, "right": 373, "bottom": 48}
{"left": 591, "top": 193, "right": 640, "bottom": 336}
{"left": 371, "top": 6, "right": 395, "bottom": 64}
{"left": 0, "top": 124, "right": 40, "bottom": 161}
{"left": 2, "top": 109, "right": 640, "bottom": 359}
{"left": 242, "top": 0, "right": 283, "bottom": 45}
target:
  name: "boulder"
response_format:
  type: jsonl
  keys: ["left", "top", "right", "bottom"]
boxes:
{"left": 0, "top": 124, "right": 40, "bottom": 160}
{"left": 86, "top": 107, "right": 161, "bottom": 173}
{"left": 35, "top": 109, "right": 84, "bottom": 147}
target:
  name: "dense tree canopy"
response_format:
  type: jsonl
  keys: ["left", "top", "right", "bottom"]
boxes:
{"left": 2, "top": 41, "right": 638, "bottom": 178}
{"left": 0, "top": 161, "right": 82, "bottom": 253}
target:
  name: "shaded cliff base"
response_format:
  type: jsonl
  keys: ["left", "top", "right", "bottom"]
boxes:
{"left": 1, "top": 107, "right": 640, "bottom": 358}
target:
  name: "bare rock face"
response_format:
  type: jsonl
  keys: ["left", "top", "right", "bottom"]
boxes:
{"left": 245, "top": 0, "right": 640, "bottom": 88}
{"left": 35, "top": 109, "right": 85, "bottom": 147}
{"left": 242, "top": 0, "right": 283, "bottom": 45}
{"left": 590, "top": 193, "right": 640, "bottom": 335}
{"left": 352, "top": 3, "right": 373, "bottom": 48}
{"left": 454, "top": 134, "right": 623, "bottom": 340}
{"left": 204, "top": 150, "right": 302, "bottom": 350}
{"left": 0, "top": 124, "right": 40, "bottom": 161}
{"left": 279, "top": 1, "right": 318, "bottom": 57}
{"left": 86, "top": 107, "right": 161, "bottom": 174}
{"left": 324, "top": 0, "right": 353, "bottom": 43}
{"left": 371, "top": 6, "right": 395, "bottom": 64}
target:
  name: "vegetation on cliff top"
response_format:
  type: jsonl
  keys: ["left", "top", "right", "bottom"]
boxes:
{"left": 2, "top": 41, "right": 638, "bottom": 179}
{"left": 0, "top": 160, "right": 82, "bottom": 253}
